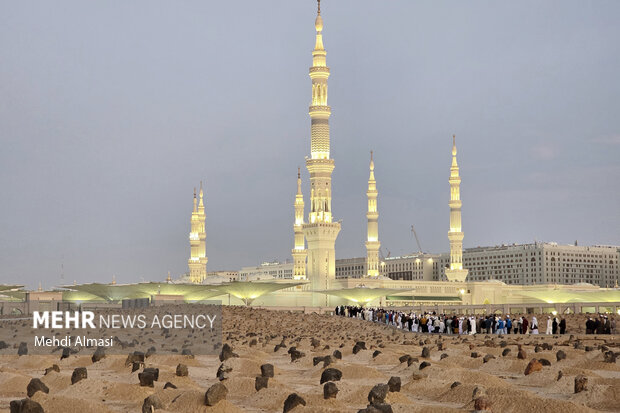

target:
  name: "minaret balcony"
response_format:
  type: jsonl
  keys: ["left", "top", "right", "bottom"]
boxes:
{"left": 309, "top": 105, "right": 331, "bottom": 115}
{"left": 309, "top": 66, "right": 330, "bottom": 74}
{"left": 305, "top": 157, "right": 335, "bottom": 169}
{"left": 302, "top": 221, "right": 341, "bottom": 230}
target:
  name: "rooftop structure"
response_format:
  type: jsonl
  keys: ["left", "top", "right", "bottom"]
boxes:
{"left": 209, "top": 281, "right": 307, "bottom": 306}
{"left": 59, "top": 282, "right": 222, "bottom": 303}
{"left": 0, "top": 285, "right": 23, "bottom": 293}
{"left": 316, "top": 287, "right": 412, "bottom": 306}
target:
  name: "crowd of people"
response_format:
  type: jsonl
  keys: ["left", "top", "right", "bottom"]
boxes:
{"left": 585, "top": 314, "right": 615, "bottom": 334}
{"left": 334, "top": 305, "right": 617, "bottom": 335}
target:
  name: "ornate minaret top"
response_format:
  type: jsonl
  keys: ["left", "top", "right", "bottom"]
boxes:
{"left": 366, "top": 150, "right": 380, "bottom": 277}
{"left": 315, "top": 0, "right": 323, "bottom": 42}
{"left": 309, "top": 0, "right": 330, "bottom": 160}
{"left": 369, "top": 150, "right": 376, "bottom": 190}
{"left": 451, "top": 134, "right": 459, "bottom": 175}
{"left": 449, "top": 135, "right": 461, "bottom": 209}
{"left": 198, "top": 181, "right": 205, "bottom": 215}
{"left": 445, "top": 135, "right": 468, "bottom": 282}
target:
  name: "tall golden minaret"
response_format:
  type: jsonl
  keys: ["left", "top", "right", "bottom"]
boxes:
{"left": 365, "top": 151, "right": 380, "bottom": 277}
{"left": 302, "top": 0, "right": 341, "bottom": 302}
{"left": 445, "top": 135, "right": 468, "bottom": 282}
{"left": 292, "top": 168, "right": 307, "bottom": 279}
{"left": 188, "top": 182, "right": 208, "bottom": 283}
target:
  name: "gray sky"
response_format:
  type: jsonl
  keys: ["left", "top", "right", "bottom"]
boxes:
{"left": 1, "top": 1, "right": 619, "bottom": 289}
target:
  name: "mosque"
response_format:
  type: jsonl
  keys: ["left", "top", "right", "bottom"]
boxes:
{"left": 1, "top": 2, "right": 619, "bottom": 316}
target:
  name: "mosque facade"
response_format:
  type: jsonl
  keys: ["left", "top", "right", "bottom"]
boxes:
{"left": 183, "top": 2, "right": 620, "bottom": 307}
{"left": 287, "top": 3, "right": 469, "bottom": 296}
{"left": 213, "top": 3, "right": 618, "bottom": 307}
{"left": 4, "top": 2, "right": 618, "bottom": 313}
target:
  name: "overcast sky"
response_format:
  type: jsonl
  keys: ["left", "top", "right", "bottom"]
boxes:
{"left": 1, "top": 1, "right": 619, "bottom": 289}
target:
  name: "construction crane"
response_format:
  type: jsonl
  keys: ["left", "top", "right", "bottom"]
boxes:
{"left": 411, "top": 224, "right": 423, "bottom": 253}
{"left": 379, "top": 248, "right": 390, "bottom": 260}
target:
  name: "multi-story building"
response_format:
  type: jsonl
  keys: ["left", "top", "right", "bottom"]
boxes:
{"left": 334, "top": 257, "right": 366, "bottom": 279}
{"left": 239, "top": 262, "right": 293, "bottom": 280}
{"left": 462, "top": 243, "right": 619, "bottom": 287}
{"left": 381, "top": 253, "right": 446, "bottom": 281}
{"left": 334, "top": 243, "right": 619, "bottom": 288}
{"left": 335, "top": 253, "right": 449, "bottom": 281}
{"left": 206, "top": 271, "right": 239, "bottom": 282}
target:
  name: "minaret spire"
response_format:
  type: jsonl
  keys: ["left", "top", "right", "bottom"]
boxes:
{"left": 198, "top": 181, "right": 205, "bottom": 214}
{"left": 292, "top": 168, "right": 307, "bottom": 280}
{"left": 451, "top": 134, "right": 458, "bottom": 168}
{"left": 369, "top": 150, "right": 375, "bottom": 179}
{"left": 366, "top": 150, "right": 380, "bottom": 277}
{"left": 302, "top": 3, "right": 341, "bottom": 304}
{"left": 188, "top": 184, "right": 208, "bottom": 283}
{"left": 445, "top": 135, "right": 468, "bottom": 282}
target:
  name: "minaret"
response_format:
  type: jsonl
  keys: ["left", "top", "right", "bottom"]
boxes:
{"left": 302, "top": 0, "right": 341, "bottom": 303}
{"left": 197, "top": 182, "right": 208, "bottom": 280}
{"left": 365, "top": 151, "right": 380, "bottom": 277}
{"left": 188, "top": 183, "right": 208, "bottom": 283}
{"left": 445, "top": 135, "right": 468, "bottom": 282}
{"left": 292, "top": 168, "right": 308, "bottom": 279}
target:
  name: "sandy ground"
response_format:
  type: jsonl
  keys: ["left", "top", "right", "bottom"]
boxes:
{"left": 1, "top": 306, "right": 619, "bottom": 412}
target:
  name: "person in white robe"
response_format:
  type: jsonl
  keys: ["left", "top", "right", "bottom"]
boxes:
{"left": 469, "top": 316, "right": 477, "bottom": 335}
{"left": 546, "top": 316, "right": 553, "bottom": 334}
